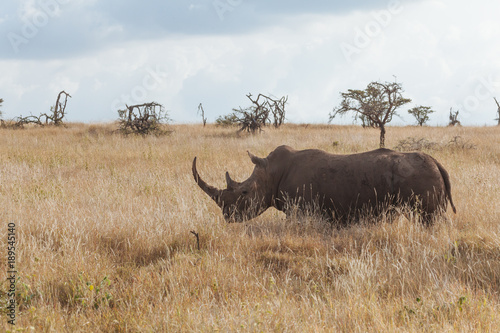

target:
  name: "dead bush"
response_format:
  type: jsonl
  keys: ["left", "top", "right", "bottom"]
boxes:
{"left": 395, "top": 136, "right": 476, "bottom": 152}
{"left": 117, "top": 102, "right": 171, "bottom": 136}
{"left": 394, "top": 137, "right": 439, "bottom": 152}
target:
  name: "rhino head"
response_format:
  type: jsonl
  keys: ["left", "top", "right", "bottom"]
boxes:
{"left": 192, "top": 151, "right": 271, "bottom": 222}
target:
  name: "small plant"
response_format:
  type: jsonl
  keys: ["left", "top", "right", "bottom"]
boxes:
{"left": 117, "top": 102, "right": 171, "bottom": 136}
{"left": 60, "top": 274, "right": 114, "bottom": 309}
{"left": 88, "top": 275, "right": 113, "bottom": 309}
{"left": 457, "top": 296, "right": 468, "bottom": 311}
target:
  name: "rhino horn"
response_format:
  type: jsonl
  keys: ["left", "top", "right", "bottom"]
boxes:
{"left": 225, "top": 171, "right": 236, "bottom": 188}
{"left": 192, "top": 157, "right": 222, "bottom": 205}
{"left": 247, "top": 151, "right": 268, "bottom": 168}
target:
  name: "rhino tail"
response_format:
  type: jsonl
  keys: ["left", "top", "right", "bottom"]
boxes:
{"left": 434, "top": 159, "right": 457, "bottom": 214}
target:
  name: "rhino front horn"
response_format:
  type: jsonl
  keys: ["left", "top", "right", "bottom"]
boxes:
{"left": 192, "top": 157, "right": 222, "bottom": 205}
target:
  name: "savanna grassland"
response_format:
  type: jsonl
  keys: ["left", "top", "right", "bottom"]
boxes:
{"left": 0, "top": 123, "right": 499, "bottom": 332}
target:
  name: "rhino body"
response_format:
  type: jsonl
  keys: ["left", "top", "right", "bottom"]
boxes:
{"left": 193, "top": 145, "right": 456, "bottom": 223}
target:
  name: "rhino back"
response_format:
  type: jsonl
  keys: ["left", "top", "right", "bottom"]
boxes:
{"left": 273, "top": 148, "right": 445, "bottom": 215}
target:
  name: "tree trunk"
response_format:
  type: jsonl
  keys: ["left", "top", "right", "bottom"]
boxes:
{"left": 495, "top": 97, "right": 500, "bottom": 125}
{"left": 379, "top": 124, "right": 386, "bottom": 148}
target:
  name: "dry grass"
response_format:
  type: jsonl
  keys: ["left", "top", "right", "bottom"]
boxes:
{"left": 0, "top": 123, "right": 499, "bottom": 332}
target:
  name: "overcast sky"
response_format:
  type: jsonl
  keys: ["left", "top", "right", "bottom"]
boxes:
{"left": 1, "top": 0, "right": 499, "bottom": 125}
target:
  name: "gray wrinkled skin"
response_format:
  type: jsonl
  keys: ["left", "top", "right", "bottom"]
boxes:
{"left": 193, "top": 146, "right": 456, "bottom": 224}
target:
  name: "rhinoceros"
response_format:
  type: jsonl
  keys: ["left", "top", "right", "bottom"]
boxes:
{"left": 192, "top": 145, "right": 456, "bottom": 224}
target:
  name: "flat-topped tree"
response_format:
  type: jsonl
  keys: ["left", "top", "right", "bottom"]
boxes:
{"left": 330, "top": 80, "right": 411, "bottom": 148}
{"left": 408, "top": 106, "right": 435, "bottom": 126}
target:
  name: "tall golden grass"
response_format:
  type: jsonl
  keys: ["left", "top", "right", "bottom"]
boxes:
{"left": 0, "top": 123, "right": 499, "bottom": 332}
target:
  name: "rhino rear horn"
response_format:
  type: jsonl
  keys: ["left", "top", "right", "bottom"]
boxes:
{"left": 192, "top": 157, "right": 222, "bottom": 205}
{"left": 247, "top": 151, "right": 267, "bottom": 168}
{"left": 225, "top": 171, "right": 236, "bottom": 189}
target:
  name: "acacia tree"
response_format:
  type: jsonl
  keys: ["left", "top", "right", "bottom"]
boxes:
{"left": 0, "top": 98, "right": 3, "bottom": 119}
{"left": 408, "top": 105, "right": 435, "bottom": 126}
{"left": 329, "top": 80, "right": 411, "bottom": 148}
{"left": 359, "top": 113, "right": 377, "bottom": 128}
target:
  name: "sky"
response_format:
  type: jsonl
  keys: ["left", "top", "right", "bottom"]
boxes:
{"left": 1, "top": 0, "right": 499, "bottom": 126}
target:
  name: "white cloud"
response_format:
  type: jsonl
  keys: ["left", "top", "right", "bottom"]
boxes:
{"left": 1, "top": 0, "right": 499, "bottom": 126}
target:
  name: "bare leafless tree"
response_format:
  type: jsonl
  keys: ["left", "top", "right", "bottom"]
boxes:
{"left": 330, "top": 80, "right": 412, "bottom": 148}
{"left": 198, "top": 103, "right": 207, "bottom": 127}
{"left": 494, "top": 97, "right": 500, "bottom": 126}
{"left": 448, "top": 108, "right": 461, "bottom": 126}
{"left": 41, "top": 90, "right": 71, "bottom": 126}
{"left": 117, "top": 102, "right": 170, "bottom": 135}
{"left": 2, "top": 91, "right": 71, "bottom": 129}
{"left": 216, "top": 93, "right": 288, "bottom": 134}
{"left": 246, "top": 93, "right": 288, "bottom": 128}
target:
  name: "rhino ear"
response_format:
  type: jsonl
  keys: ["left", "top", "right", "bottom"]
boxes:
{"left": 247, "top": 151, "right": 268, "bottom": 168}
{"left": 225, "top": 171, "right": 235, "bottom": 189}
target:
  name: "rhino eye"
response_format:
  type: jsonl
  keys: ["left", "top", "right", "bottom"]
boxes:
{"left": 242, "top": 190, "right": 249, "bottom": 196}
